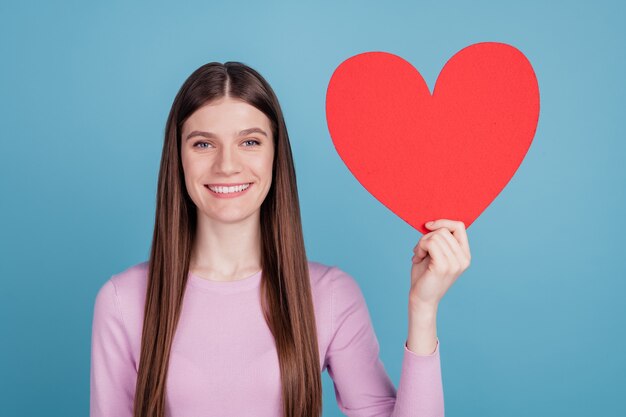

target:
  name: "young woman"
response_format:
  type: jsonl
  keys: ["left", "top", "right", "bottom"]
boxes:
{"left": 90, "top": 61, "right": 471, "bottom": 417}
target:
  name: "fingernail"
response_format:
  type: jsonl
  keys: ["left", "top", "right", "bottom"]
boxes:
{"left": 427, "top": 221, "right": 435, "bottom": 226}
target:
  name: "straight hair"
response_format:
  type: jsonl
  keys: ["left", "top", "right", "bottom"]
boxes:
{"left": 133, "top": 62, "right": 322, "bottom": 417}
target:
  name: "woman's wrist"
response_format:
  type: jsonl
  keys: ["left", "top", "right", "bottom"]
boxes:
{"left": 409, "top": 300, "right": 438, "bottom": 319}
{"left": 406, "top": 303, "right": 438, "bottom": 355}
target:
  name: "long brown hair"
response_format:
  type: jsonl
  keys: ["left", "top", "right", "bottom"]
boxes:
{"left": 133, "top": 62, "right": 322, "bottom": 417}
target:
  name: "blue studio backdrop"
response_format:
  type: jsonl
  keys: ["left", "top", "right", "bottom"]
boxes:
{"left": 1, "top": 1, "right": 624, "bottom": 416}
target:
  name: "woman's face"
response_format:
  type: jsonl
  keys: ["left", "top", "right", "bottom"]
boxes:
{"left": 180, "top": 96, "right": 275, "bottom": 225}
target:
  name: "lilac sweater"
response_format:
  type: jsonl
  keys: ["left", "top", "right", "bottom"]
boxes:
{"left": 90, "top": 260, "right": 444, "bottom": 416}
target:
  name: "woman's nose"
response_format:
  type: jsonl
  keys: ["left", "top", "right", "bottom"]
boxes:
{"left": 214, "top": 146, "right": 242, "bottom": 174}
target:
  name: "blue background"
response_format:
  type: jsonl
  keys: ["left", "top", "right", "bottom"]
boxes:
{"left": 1, "top": 1, "right": 624, "bottom": 416}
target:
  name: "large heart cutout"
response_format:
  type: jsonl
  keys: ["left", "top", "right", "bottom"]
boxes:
{"left": 325, "top": 42, "right": 540, "bottom": 234}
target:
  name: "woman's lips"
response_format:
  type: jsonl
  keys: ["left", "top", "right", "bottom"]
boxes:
{"left": 206, "top": 182, "right": 251, "bottom": 187}
{"left": 204, "top": 183, "right": 252, "bottom": 199}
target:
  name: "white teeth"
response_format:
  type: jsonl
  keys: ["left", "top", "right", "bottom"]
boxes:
{"left": 208, "top": 183, "right": 250, "bottom": 194}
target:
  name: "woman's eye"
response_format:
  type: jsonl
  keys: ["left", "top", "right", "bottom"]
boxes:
{"left": 192, "top": 140, "right": 259, "bottom": 149}
{"left": 193, "top": 141, "right": 212, "bottom": 149}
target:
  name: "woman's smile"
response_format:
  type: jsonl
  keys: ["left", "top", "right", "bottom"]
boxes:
{"left": 204, "top": 182, "right": 253, "bottom": 198}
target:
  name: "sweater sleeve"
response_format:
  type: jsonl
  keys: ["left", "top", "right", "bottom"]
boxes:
{"left": 324, "top": 267, "right": 444, "bottom": 417}
{"left": 90, "top": 278, "right": 137, "bottom": 417}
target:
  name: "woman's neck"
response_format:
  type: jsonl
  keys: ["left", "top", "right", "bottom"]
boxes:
{"left": 189, "top": 211, "right": 262, "bottom": 282}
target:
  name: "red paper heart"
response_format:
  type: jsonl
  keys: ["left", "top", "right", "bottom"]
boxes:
{"left": 325, "top": 42, "right": 540, "bottom": 234}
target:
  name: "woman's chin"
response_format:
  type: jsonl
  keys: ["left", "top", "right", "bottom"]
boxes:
{"left": 198, "top": 209, "right": 259, "bottom": 225}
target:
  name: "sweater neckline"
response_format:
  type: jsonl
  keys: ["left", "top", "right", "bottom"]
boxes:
{"left": 187, "top": 269, "right": 263, "bottom": 293}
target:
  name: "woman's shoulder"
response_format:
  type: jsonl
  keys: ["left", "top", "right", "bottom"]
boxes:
{"left": 94, "top": 261, "right": 150, "bottom": 314}
{"left": 306, "top": 260, "right": 336, "bottom": 286}
{"left": 306, "top": 260, "right": 368, "bottom": 354}
{"left": 108, "top": 260, "right": 150, "bottom": 292}
{"left": 93, "top": 261, "right": 150, "bottom": 335}
{"left": 306, "top": 260, "right": 361, "bottom": 296}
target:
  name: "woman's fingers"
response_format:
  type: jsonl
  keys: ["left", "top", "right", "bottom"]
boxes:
{"left": 413, "top": 232, "right": 452, "bottom": 273}
{"left": 431, "top": 233, "right": 460, "bottom": 272}
{"left": 413, "top": 231, "right": 437, "bottom": 262}
{"left": 433, "top": 228, "right": 469, "bottom": 271}
{"left": 416, "top": 234, "right": 443, "bottom": 269}
{"left": 426, "top": 219, "right": 471, "bottom": 260}
{"left": 413, "top": 237, "right": 430, "bottom": 262}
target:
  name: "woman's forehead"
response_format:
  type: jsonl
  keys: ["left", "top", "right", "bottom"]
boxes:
{"left": 183, "top": 98, "right": 272, "bottom": 136}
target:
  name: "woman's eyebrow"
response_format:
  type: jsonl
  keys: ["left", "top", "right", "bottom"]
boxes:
{"left": 185, "top": 127, "right": 268, "bottom": 141}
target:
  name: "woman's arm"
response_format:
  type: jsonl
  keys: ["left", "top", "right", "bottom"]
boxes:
{"left": 90, "top": 278, "right": 136, "bottom": 417}
{"left": 408, "top": 218, "right": 471, "bottom": 355}
{"left": 407, "top": 304, "right": 438, "bottom": 355}
{"left": 324, "top": 267, "right": 444, "bottom": 417}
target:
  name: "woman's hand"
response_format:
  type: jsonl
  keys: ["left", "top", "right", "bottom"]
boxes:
{"left": 406, "top": 219, "right": 471, "bottom": 354}
{"left": 410, "top": 219, "right": 472, "bottom": 312}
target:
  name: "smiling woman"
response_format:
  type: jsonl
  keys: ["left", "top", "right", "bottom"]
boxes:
{"left": 180, "top": 96, "right": 275, "bottom": 225}
{"left": 90, "top": 61, "right": 445, "bottom": 417}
